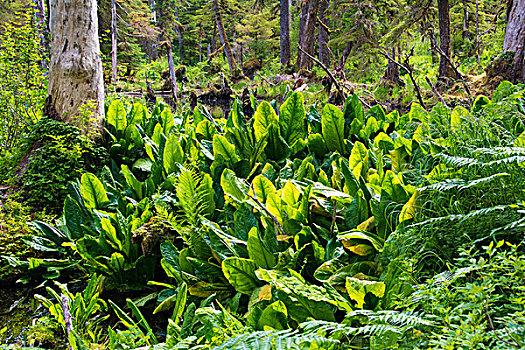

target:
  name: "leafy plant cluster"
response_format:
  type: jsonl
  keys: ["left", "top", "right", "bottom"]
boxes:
{"left": 11, "top": 81, "right": 525, "bottom": 349}
{"left": 17, "top": 116, "right": 109, "bottom": 210}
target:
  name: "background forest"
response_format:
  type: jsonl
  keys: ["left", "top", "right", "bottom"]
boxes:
{"left": 1, "top": 0, "right": 525, "bottom": 349}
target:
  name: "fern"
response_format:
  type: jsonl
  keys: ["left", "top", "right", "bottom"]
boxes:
{"left": 420, "top": 173, "right": 509, "bottom": 192}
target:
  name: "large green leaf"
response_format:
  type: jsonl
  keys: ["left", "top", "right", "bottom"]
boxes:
{"left": 279, "top": 92, "right": 306, "bottom": 145}
{"left": 253, "top": 101, "right": 278, "bottom": 142}
{"left": 107, "top": 100, "right": 127, "bottom": 132}
{"left": 322, "top": 104, "right": 346, "bottom": 155}
{"left": 222, "top": 257, "right": 260, "bottom": 294}
{"left": 80, "top": 173, "right": 109, "bottom": 210}
{"left": 247, "top": 227, "right": 276, "bottom": 269}
{"left": 161, "top": 108, "right": 175, "bottom": 134}
{"left": 257, "top": 300, "right": 288, "bottom": 330}
{"left": 121, "top": 165, "right": 143, "bottom": 199}
{"left": 251, "top": 175, "right": 276, "bottom": 203}
{"left": 220, "top": 169, "right": 247, "bottom": 203}
{"left": 345, "top": 277, "right": 385, "bottom": 309}
{"left": 213, "top": 134, "right": 240, "bottom": 164}
{"left": 163, "top": 134, "right": 184, "bottom": 175}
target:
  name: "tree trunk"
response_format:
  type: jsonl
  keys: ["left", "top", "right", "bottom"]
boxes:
{"left": 298, "top": 0, "right": 319, "bottom": 70}
{"left": 297, "top": 1, "right": 309, "bottom": 67}
{"left": 167, "top": 44, "right": 178, "bottom": 102}
{"left": 148, "top": 0, "right": 157, "bottom": 62}
{"left": 280, "top": 0, "right": 291, "bottom": 67}
{"left": 504, "top": 0, "right": 525, "bottom": 83}
{"left": 212, "top": 0, "right": 238, "bottom": 76}
{"left": 437, "top": 0, "right": 455, "bottom": 83}
{"left": 462, "top": 0, "right": 470, "bottom": 40}
{"left": 111, "top": 0, "right": 117, "bottom": 83}
{"left": 318, "top": 0, "right": 330, "bottom": 67}
{"left": 46, "top": 0, "right": 104, "bottom": 129}
{"left": 175, "top": 9, "right": 183, "bottom": 61}
{"left": 199, "top": 22, "right": 203, "bottom": 63}
{"left": 34, "top": 0, "right": 48, "bottom": 69}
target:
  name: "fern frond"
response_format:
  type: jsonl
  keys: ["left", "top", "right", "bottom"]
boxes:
{"left": 420, "top": 173, "right": 509, "bottom": 192}
{"left": 410, "top": 205, "right": 510, "bottom": 227}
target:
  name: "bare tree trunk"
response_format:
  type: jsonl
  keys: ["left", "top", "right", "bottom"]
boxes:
{"left": 148, "top": 0, "right": 157, "bottom": 62}
{"left": 437, "top": 0, "right": 455, "bottom": 83}
{"left": 462, "top": 0, "right": 470, "bottom": 40}
{"left": 167, "top": 45, "right": 178, "bottom": 102}
{"left": 199, "top": 22, "right": 203, "bottom": 63}
{"left": 47, "top": 0, "right": 104, "bottom": 129}
{"left": 297, "top": 1, "right": 309, "bottom": 67}
{"left": 280, "top": 0, "right": 291, "bottom": 67}
{"left": 111, "top": 0, "right": 117, "bottom": 83}
{"left": 319, "top": 0, "right": 330, "bottom": 67}
{"left": 476, "top": 0, "right": 480, "bottom": 65}
{"left": 34, "top": 0, "right": 48, "bottom": 69}
{"left": 175, "top": 9, "right": 183, "bottom": 61}
{"left": 298, "top": 0, "right": 319, "bottom": 70}
{"left": 212, "top": 0, "right": 238, "bottom": 76}
{"left": 504, "top": 0, "right": 525, "bottom": 82}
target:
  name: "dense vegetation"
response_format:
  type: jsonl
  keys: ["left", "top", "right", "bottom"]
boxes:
{"left": 1, "top": 0, "right": 525, "bottom": 349}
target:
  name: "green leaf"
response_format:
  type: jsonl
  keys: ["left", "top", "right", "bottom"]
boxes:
{"left": 161, "top": 108, "right": 175, "bottom": 135}
{"left": 345, "top": 277, "right": 385, "bottom": 309}
{"left": 213, "top": 134, "right": 240, "bottom": 164}
{"left": 279, "top": 92, "right": 306, "bottom": 145}
{"left": 257, "top": 300, "right": 288, "bottom": 330}
{"left": 322, "top": 104, "right": 346, "bottom": 155}
{"left": 251, "top": 175, "right": 276, "bottom": 203}
{"left": 220, "top": 169, "right": 247, "bottom": 203}
{"left": 348, "top": 141, "right": 369, "bottom": 179}
{"left": 107, "top": 100, "right": 127, "bottom": 132}
{"left": 253, "top": 101, "right": 278, "bottom": 142}
{"left": 80, "top": 173, "right": 109, "bottom": 210}
{"left": 247, "top": 227, "right": 276, "bottom": 269}
{"left": 163, "top": 134, "right": 184, "bottom": 175}
{"left": 63, "top": 196, "right": 84, "bottom": 240}
{"left": 222, "top": 257, "right": 260, "bottom": 294}
{"left": 121, "top": 165, "right": 143, "bottom": 199}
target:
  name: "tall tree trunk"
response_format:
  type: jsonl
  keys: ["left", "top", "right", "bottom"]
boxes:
{"left": 175, "top": 9, "right": 183, "bottom": 61}
{"left": 318, "top": 0, "right": 330, "bottom": 67}
{"left": 298, "top": 0, "right": 319, "bottom": 70}
{"left": 199, "top": 22, "right": 203, "bottom": 63}
{"left": 111, "top": 0, "right": 117, "bottom": 83}
{"left": 167, "top": 44, "right": 178, "bottom": 101}
{"left": 34, "top": 0, "right": 48, "bottom": 69}
{"left": 462, "top": 0, "right": 470, "bottom": 40}
{"left": 280, "top": 0, "right": 291, "bottom": 67}
{"left": 476, "top": 0, "right": 480, "bottom": 65}
{"left": 297, "top": 1, "right": 309, "bottom": 67}
{"left": 148, "top": 0, "right": 157, "bottom": 62}
{"left": 504, "top": 0, "right": 525, "bottom": 83}
{"left": 437, "top": 0, "right": 455, "bottom": 83}
{"left": 212, "top": 0, "right": 238, "bottom": 76}
{"left": 46, "top": 0, "right": 104, "bottom": 129}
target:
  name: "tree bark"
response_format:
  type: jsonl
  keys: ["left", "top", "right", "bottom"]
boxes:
{"left": 167, "top": 44, "right": 178, "bottom": 102}
{"left": 297, "top": 0, "right": 319, "bottom": 70}
{"left": 437, "top": 0, "right": 455, "bottom": 83}
{"left": 297, "top": 1, "right": 309, "bottom": 67}
{"left": 212, "top": 0, "right": 238, "bottom": 76}
{"left": 280, "top": 0, "right": 291, "bottom": 67}
{"left": 504, "top": 0, "right": 525, "bottom": 83}
{"left": 147, "top": 0, "right": 157, "bottom": 62}
{"left": 47, "top": 0, "right": 105, "bottom": 129}
{"left": 462, "top": 0, "right": 470, "bottom": 40}
{"left": 111, "top": 0, "right": 117, "bottom": 83}
{"left": 175, "top": 9, "right": 183, "bottom": 61}
{"left": 318, "top": 0, "right": 330, "bottom": 67}
{"left": 383, "top": 47, "right": 401, "bottom": 84}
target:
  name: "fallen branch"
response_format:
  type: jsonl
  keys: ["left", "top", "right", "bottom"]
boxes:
{"left": 425, "top": 76, "right": 448, "bottom": 108}
{"left": 380, "top": 49, "right": 427, "bottom": 110}
{"left": 298, "top": 45, "right": 342, "bottom": 95}
{"left": 61, "top": 294, "right": 73, "bottom": 349}
{"left": 430, "top": 42, "right": 473, "bottom": 106}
